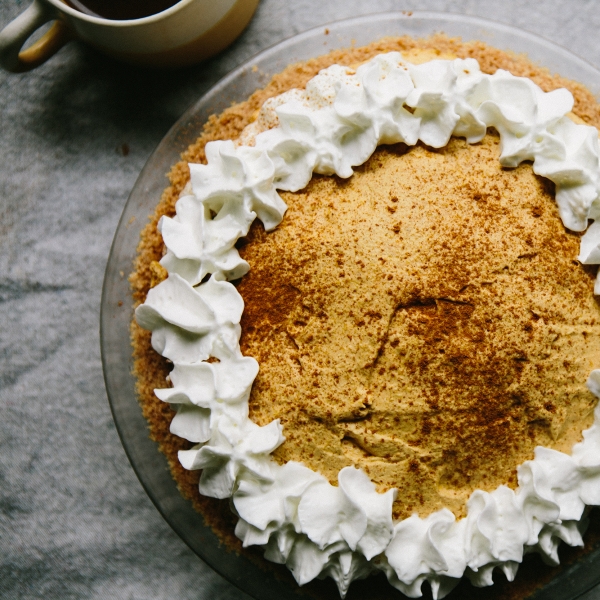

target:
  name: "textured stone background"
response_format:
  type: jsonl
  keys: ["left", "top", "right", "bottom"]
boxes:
{"left": 3, "top": 0, "right": 600, "bottom": 599}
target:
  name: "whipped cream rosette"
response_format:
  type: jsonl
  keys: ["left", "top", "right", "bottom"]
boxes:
{"left": 136, "top": 53, "right": 600, "bottom": 598}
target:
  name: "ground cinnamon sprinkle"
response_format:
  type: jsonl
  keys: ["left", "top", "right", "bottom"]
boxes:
{"left": 130, "top": 34, "right": 600, "bottom": 600}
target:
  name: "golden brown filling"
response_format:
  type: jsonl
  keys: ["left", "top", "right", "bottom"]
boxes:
{"left": 237, "top": 132, "right": 600, "bottom": 520}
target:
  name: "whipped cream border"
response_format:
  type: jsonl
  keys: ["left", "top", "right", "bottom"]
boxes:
{"left": 135, "top": 53, "right": 600, "bottom": 599}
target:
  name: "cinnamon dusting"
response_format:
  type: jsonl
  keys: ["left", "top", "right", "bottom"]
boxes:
{"left": 238, "top": 135, "right": 600, "bottom": 520}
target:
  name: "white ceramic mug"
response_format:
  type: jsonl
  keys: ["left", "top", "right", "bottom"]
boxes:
{"left": 0, "top": 0, "right": 258, "bottom": 72}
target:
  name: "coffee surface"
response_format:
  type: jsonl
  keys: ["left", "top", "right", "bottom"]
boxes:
{"left": 237, "top": 133, "right": 600, "bottom": 520}
{"left": 64, "top": 0, "right": 180, "bottom": 20}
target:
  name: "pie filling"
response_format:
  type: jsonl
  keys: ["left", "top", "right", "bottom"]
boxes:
{"left": 239, "top": 134, "right": 600, "bottom": 520}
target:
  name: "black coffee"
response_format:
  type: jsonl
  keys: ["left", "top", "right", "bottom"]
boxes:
{"left": 64, "top": 0, "right": 181, "bottom": 20}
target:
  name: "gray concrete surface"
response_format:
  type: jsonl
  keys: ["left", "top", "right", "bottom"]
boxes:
{"left": 2, "top": 0, "right": 600, "bottom": 598}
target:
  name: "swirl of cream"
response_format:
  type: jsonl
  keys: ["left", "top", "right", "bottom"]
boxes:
{"left": 519, "top": 448, "right": 585, "bottom": 523}
{"left": 405, "top": 58, "right": 484, "bottom": 147}
{"left": 136, "top": 274, "right": 243, "bottom": 363}
{"left": 234, "top": 461, "right": 321, "bottom": 545}
{"left": 382, "top": 509, "right": 465, "bottom": 598}
{"left": 533, "top": 519, "right": 586, "bottom": 566}
{"left": 160, "top": 141, "right": 287, "bottom": 282}
{"left": 467, "top": 487, "right": 527, "bottom": 562}
{"left": 155, "top": 353, "right": 258, "bottom": 443}
{"left": 178, "top": 416, "right": 284, "bottom": 498}
{"left": 297, "top": 467, "right": 396, "bottom": 557}
{"left": 136, "top": 53, "right": 600, "bottom": 599}
{"left": 159, "top": 192, "right": 251, "bottom": 284}
{"left": 534, "top": 116, "right": 600, "bottom": 232}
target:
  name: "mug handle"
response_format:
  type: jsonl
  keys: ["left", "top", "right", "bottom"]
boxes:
{"left": 0, "top": 0, "right": 72, "bottom": 73}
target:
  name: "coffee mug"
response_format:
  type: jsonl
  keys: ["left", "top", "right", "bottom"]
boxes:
{"left": 0, "top": 0, "right": 258, "bottom": 72}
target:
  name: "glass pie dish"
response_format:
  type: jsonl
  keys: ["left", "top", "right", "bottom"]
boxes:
{"left": 100, "top": 11, "right": 600, "bottom": 600}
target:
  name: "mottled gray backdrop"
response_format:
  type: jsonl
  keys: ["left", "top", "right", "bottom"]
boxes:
{"left": 2, "top": 0, "right": 600, "bottom": 599}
